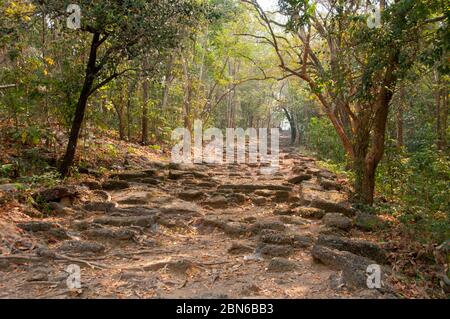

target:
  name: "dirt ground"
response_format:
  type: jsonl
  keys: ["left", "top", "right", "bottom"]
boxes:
{"left": 0, "top": 136, "right": 396, "bottom": 299}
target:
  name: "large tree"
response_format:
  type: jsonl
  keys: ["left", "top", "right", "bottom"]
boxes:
{"left": 243, "top": 0, "right": 448, "bottom": 204}
{"left": 35, "top": 0, "right": 203, "bottom": 176}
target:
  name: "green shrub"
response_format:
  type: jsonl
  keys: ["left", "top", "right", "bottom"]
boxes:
{"left": 306, "top": 117, "right": 346, "bottom": 164}
{"left": 377, "top": 142, "right": 450, "bottom": 243}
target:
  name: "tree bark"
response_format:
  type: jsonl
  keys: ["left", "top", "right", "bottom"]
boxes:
{"left": 127, "top": 81, "right": 134, "bottom": 141}
{"left": 161, "top": 55, "right": 173, "bottom": 110}
{"left": 442, "top": 86, "right": 448, "bottom": 150}
{"left": 112, "top": 82, "right": 126, "bottom": 140}
{"left": 436, "top": 74, "right": 442, "bottom": 150}
{"left": 282, "top": 107, "right": 297, "bottom": 144}
{"left": 181, "top": 52, "right": 192, "bottom": 132}
{"left": 396, "top": 87, "right": 405, "bottom": 149}
{"left": 141, "top": 58, "right": 149, "bottom": 145}
{"left": 60, "top": 33, "right": 100, "bottom": 177}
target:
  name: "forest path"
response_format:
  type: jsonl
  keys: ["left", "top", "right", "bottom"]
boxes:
{"left": 0, "top": 135, "right": 393, "bottom": 299}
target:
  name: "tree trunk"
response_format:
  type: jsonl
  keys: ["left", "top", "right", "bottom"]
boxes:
{"left": 181, "top": 52, "right": 192, "bottom": 132}
{"left": 161, "top": 55, "right": 173, "bottom": 110}
{"left": 127, "top": 81, "right": 134, "bottom": 141}
{"left": 396, "top": 107, "right": 403, "bottom": 149}
{"left": 442, "top": 86, "right": 448, "bottom": 150}
{"left": 353, "top": 52, "right": 398, "bottom": 205}
{"left": 282, "top": 107, "right": 297, "bottom": 144}
{"left": 113, "top": 83, "right": 126, "bottom": 140}
{"left": 353, "top": 123, "right": 370, "bottom": 204}
{"left": 141, "top": 59, "right": 149, "bottom": 145}
{"left": 396, "top": 86, "right": 405, "bottom": 149}
{"left": 60, "top": 33, "right": 100, "bottom": 177}
{"left": 117, "top": 108, "right": 126, "bottom": 140}
{"left": 436, "top": 75, "right": 442, "bottom": 150}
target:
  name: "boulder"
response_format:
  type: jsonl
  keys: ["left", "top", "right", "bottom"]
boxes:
{"left": 228, "top": 193, "right": 247, "bottom": 205}
{"left": 267, "top": 257, "right": 297, "bottom": 272}
{"left": 83, "top": 228, "right": 135, "bottom": 241}
{"left": 305, "top": 168, "right": 321, "bottom": 176}
{"left": 260, "top": 230, "right": 313, "bottom": 248}
{"left": 83, "top": 201, "right": 117, "bottom": 212}
{"left": 294, "top": 207, "right": 326, "bottom": 219}
{"left": 178, "top": 190, "right": 205, "bottom": 201}
{"left": 136, "top": 177, "right": 160, "bottom": 185}
{"left": 47, "top": 202, "right": 70, "bottom": 215}
{"left": 322, "top": 213, "right": 353, "bottom": 231}
{"left": 317, "top": 235, "right": 388, "bottom": 264}
{"left": 192, "top": 171, "right": 209, "bottom": 179}
{"left": 278, "top": 215, "right": 310, "bottom": 226}
{"left": 204, "top": 195, "right": 228, "bottom": 208}
{"left": 252, "top": 196, "right": 267, "bottom": 206}
{"left": 273, "top": 208, "right": 294, "bottom": 216}
{"left": 292, "top": 167, "right": 306, "bottom": 175}
{"left": 254, "top": 190, "right": 276, "bottom": 197}
{"left": 354, "top": 212, "right": 385, "bottom": 231}
{"left": 319, "top": 170, "right": 337, "bottom": 180}
{"left": 168, "top": 170, "right": 189, "bottom": 180}
{"left": 197, "top": 181, "right": 218, "bottom": 188}
{"left": 288, "top": 174, "right": 312, "bottom": 184}
{"left": 81, "top": 180, "right": 102, "bottom": 190}
{"left": 110, "top": 169, "right": 157, "bottom": 180}
{"left": 320, "top": 178, "right": 343, "bottom": 191}
{"left": 17, "top": 221, "right": 58, "bottom": 232}
{"left": 91, "top": 190, "right": 111, "bottom": 202}
{"left": 310, "top": 198, "right": 356, "bottom": 217}
{"left": 101, "top": 180, "right": 130, "bottom": 191}
{"left": 33, "top": 186, "right": 80, "bottom": 203}
{"left": 249, "top": 221, "right": 286, "bottom": 234}
{"left": 273, "top": 191, "right": 291, "bottom": 203}
{"left": 222, "top": 222, "right": 250, "bottom": 237}
{"left": 47, "top": 228, "right": 70, "bottom": 240}
{"left": 59, "top": 240, "right": 105, "bottom": 254}
{"left": 117, "top": 196, "right": 149, "bottom": 205}
{"left": 312, "top": 245, "right": 381, "bottom": 288}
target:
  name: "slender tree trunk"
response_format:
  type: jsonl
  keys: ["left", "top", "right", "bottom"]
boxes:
{"left": 396, "top": 107, "right": 403, "bottom": 149}
{"left": 397, "top": 87, "right": 405, "bottom": 149}
{"left": 442, "top": 86, "right": 448, "bottom": 150}
{"left": 142, "top": 58, "right": 149, "bottom": 145}
{"left": 282, "top": 107, "right": 297, "bottom": 144}
{"left": 60, "top": 33, "right": 100, "bottom": 177}
{"left": 116, "top": 107, "right": 126, "bottom": 140}
{"left": 113, "top": 83, "right": 126, "bottom": 140}
{"left": 161, "top": 55, "right": 173, "bottom": 110}
{"left": 181, "top": 53, "right": 192, "bottom": 132}
{"left": 127, "top": 81, "right": 133, "bottom": 141}
{"left": 436, "top": 75, "right": 442, "bottom": 150}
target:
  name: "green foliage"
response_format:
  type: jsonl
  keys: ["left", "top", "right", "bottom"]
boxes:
{"left": 278, "top": 0, "right": 316, "bottom": 30}
{"left": 377, "top": 142, "right": 450, "bottom": 243}
{"left": 19, "top": 170, "right": 61, "bottom": 188}
{"left": 0, "top": 164, "right": 14, "bottom": 177}
{"left": 12, "top": 126, "right": 42, "bottom": 146}
{"left": 306, "top": 117, "right": 346, "bottom": 163}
